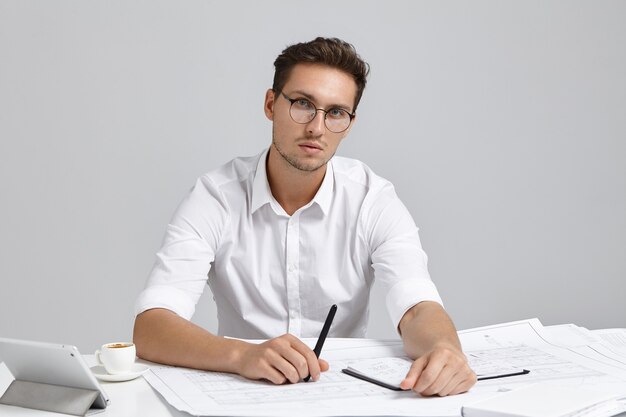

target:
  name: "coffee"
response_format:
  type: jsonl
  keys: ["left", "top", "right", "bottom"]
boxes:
{"left": 96, "top": 342, "right": 136, "bottom": 374}
{"left": 108, "top": 343, "right": 132, "bottom": 349}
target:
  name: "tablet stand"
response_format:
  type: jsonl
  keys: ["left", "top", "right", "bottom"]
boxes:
{"left": 0, "top": 379, "right": 99, "bottom": 416}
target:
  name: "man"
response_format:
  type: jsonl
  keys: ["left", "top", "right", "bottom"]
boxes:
{"left": 133, "top": 37, "right": 476, "bottom": 396}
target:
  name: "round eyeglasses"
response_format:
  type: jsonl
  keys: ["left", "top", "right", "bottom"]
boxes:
{"left": 280, "top": 92, "right": 355, "bottom": 133}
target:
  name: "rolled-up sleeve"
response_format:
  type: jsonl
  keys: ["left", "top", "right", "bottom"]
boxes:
{"left": 134, "top": 175, "right": 229, "bottom": 320}
{"left": 362, "top": 184, "right": 443, "bottom": 333}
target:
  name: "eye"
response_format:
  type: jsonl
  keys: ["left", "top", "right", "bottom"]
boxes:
{"left": 294, "top": 99, "right": 314, "bottom": 110}
{"left": 327, "top": 108, "right": 348, "bottom": 119}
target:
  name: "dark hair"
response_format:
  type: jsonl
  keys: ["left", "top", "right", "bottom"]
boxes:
{"left": 272, "top": 37, "right": 370, "bottom": 112}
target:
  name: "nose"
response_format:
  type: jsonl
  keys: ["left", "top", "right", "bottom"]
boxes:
{"left": 306, "top": 110, "right": 326, "bottom": 136}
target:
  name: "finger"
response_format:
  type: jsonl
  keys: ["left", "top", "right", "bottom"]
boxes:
{"left": 265, "top": 350, "right": 301, "bottom": 384}
{"left": 443, "top": 377, "right": 470, "bottom": 397}
{"left": 438, "top": 370, "right": 475, "bottom": 396}
{"left": 436, "top": 372, "right": 463, "bottom": 397}
{"left": 278, "top": 344, "right": 311, "bottom": 381}
{"left": 428, "top": 364, "right": 477, "bottom": 396}
{"left": 273, "top": 360, "right": 300, "bottom": 384}
{"left": 287, "top": 336, "right": 323, "bottom": 381}
{"left": 262, "top": 335, "right": 309, "bottom": 382}
{"left": 420, "top": 365, "right": 457, "bottom": 396}
{"left": 260, "top": 362, "right": 288, "bottom": 385}
{"left": 400, "top": 356, "right": 427, "bottom": 390}
{"left": 448, "top": 369, "right": 478, "bottom": 396}
{"left": 413, "top": 357, "right": 446, "bottom": 393}
{"left": 307, "top": 359, "right": 330, "bottom": 382}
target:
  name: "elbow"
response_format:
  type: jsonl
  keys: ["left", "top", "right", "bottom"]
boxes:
{"left": 133, "top": 311, "right": 153, "bottom": 359}
{"left": 132, "top": 308, "right": 178, "bottom": 361}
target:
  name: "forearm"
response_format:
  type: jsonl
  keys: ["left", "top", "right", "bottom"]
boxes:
{"left": 133, "top": 308, "right": 328, "bottom": 384}
{"left": 398, "top": 301, "right": 462, "bottom": 359}
{"left": 133, "top": 308, "right": 246, "bottom": 373}
{"left": 398, "top": 301, "right": 476, "bottom": 395}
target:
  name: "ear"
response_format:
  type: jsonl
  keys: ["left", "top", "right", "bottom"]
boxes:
{"left": 264, "top": 89, "right": 276, "bottom": 121}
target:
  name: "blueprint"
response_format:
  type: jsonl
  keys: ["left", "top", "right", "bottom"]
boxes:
{"left": 142, "top": 319, "right": 626, "bottom": 417}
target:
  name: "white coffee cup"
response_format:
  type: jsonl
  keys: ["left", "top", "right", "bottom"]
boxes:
{"left": 95, "top": 342, "right": 136, "bottom": 374}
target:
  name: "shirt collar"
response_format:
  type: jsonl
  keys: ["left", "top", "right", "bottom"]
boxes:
{"left": 313, "top": 158, "right": 334, "bottom": 215}
{"left": 251, "top": 149, "right": 273, "bottom": 214}
{"left": 251, "top": 148, "right": 334, "bottom": 216}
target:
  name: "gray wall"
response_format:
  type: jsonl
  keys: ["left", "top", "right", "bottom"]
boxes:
{"left": 1, "top": 0, "right": 624, "bottom": 353}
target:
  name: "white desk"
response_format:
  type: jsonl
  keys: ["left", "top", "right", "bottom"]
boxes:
{"left": 0, "top": 355, "right": 186, "bottom": 417}
{"left": 2, "top": 331, "right": 626, "bottom": 417}
{"left": 3, "top": 371, "right": 626, "bottom": 417}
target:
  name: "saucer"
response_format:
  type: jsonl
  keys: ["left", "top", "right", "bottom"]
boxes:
{"left": 90, "top": 364, "right": 150, "bottom": 382}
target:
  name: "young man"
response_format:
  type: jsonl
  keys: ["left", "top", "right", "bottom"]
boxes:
{"left": 133, "top": 37, "right": 476, "bottom": 396}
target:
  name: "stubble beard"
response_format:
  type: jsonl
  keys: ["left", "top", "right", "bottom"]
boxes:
{"left": 272, "top": 133, "right": 332, "bottom": 173}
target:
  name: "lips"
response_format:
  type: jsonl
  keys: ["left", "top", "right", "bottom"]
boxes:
{"left": 299, "top": 142, "right": 322, "bottom": 150}
{"left": 298, "top": 142, "right": 323, "bottom": 155}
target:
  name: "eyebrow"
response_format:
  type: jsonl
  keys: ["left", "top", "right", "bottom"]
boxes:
{"left": 288, "top": 89, "right": 354, "bottom": 113}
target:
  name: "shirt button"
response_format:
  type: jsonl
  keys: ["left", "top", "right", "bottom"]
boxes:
{"left": 287, "top": 264, "right": 295, "bottom": 273}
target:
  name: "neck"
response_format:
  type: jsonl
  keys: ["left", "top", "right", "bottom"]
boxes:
{"left": 266, "top": 146, "right": 327, "bottom": 216}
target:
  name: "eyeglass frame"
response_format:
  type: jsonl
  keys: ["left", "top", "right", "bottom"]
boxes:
{"left": 279, "top": 91, "right": 355, "bottom": 133}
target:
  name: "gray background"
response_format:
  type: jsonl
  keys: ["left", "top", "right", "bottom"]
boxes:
{"left": 1, "top": 0, "right": 624, "bottom": 353}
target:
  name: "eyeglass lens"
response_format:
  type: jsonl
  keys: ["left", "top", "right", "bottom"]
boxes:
{"left": 289, "top": 99, "right": 351, "bottom": 133}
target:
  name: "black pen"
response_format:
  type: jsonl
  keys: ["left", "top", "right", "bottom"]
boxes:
{"left": 477, "top": 369, "right": 530, "bottom": 381}
{"left": 304, "top": 304, "right": 337, "bottom": 382}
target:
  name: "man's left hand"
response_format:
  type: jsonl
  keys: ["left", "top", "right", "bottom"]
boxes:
{"left": 399, "top": 343, "right": 476, "bottom": 396}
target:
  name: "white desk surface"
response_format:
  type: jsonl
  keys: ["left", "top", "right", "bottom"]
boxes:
{"left": 2, "top": 355, "right": 626, "bottom": 417}
{"left": 0, "top": 356, "right": 463, "bottom": 417}
{"left": 0, "top": 355, "right": 186, "bottom": 417}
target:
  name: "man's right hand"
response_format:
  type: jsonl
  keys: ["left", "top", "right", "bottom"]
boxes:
{"left": 234, "top": 334, "right": 329, "bottom": 384}
{"left": 134, "top": 309, "right": 328, "bottom": 384}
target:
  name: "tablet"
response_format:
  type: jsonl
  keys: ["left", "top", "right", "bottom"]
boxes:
{"left": 0, "top": 337, "right": 109, "bottom": 413}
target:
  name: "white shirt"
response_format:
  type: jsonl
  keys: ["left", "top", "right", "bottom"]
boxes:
{"left": 135, "top": 149, "right": 442, "bottom": 339}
